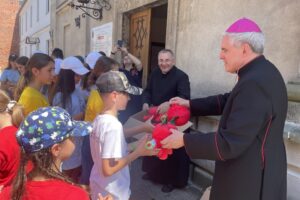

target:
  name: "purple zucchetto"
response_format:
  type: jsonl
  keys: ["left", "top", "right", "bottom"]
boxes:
{"left": 226, "top": 18, "right": 262, "bottom": 33}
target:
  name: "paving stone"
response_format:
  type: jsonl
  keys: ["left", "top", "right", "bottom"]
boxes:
{"left": 130, "top": 158, "right": 202, "bottom": 200}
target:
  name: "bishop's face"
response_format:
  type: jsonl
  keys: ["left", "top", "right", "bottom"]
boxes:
{"left": 219, "top": 35, "right": 244, "bottom": 73}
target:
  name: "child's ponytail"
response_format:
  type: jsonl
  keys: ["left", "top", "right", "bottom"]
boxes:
{"left": 11, "top": 147, "right": 74, "bottom": 200}
{"left": 11, "top": 149, "right": 28, "bottom": 200}
{"left": 11, "top": 103, "right": 24, "bottom": 127}
{"left": 14, "top": 71, "right": 31, "bottom": 101}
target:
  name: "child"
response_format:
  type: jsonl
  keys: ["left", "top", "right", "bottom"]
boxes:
{"left": 84, "top": 56, "right": 119, "bottom": 122}
{"left": 52, "top": 56, "right": 88, "bottom": 182}
{"left": 80, "top": 56, "right": 119, "bottom": 189}
{"left": 0, "top": 90, "right": 24, "bottom": 188}
{"left": 16, "top": 53, "right": 54, "bottom": 116}
{"left": 0, "top": 54, "right": 20, "bottom": 98}
{"left": 90, "top": 71, "right": 155, "bottom": 200}
{"left": 15, "top": 56, "right": 29, "bottom": 76}
{"left": 111, "top": 46, "right": 143, "bottom": 123}
{"left": 0, "top": 106, "right": 92, "bottom": 200}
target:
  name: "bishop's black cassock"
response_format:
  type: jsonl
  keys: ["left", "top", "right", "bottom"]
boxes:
{"left": 184, "top": 55, "right": 287, "bottom": 200}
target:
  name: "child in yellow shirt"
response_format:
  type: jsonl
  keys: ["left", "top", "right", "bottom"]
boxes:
{"left": 16, "top": 53, "right": 54, "bottom": 116}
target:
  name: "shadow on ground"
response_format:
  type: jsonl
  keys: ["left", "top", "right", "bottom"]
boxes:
{"left": 130, "top": 158, "right": 202, "bottom": 200}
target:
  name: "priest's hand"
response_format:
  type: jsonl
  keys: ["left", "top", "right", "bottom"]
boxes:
{"left": 157, "top": 101, "right": 170, "bottom": 114}
{"left": 169, "top": 97, "right": 190, "bottom": 108}
{"left": 161, "top": 129, "right": 185, "bottom": 149}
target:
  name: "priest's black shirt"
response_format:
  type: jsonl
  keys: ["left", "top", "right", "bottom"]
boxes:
{"left": 142, "top": 66, "right": 190, "bottom": 106}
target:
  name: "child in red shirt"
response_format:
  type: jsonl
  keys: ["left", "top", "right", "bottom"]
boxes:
{"left": 0, "top": 106, "right": 111, "bottom": 200}
{"left": 0, "top": 90, "right": 24, "bottom": 187}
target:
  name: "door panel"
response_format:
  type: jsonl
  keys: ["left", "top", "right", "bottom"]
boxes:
{"left": 130, "top": 9, "right": 151, "bottom": 87}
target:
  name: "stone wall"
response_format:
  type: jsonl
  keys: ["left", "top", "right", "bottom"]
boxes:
{"left": 175, "top": 0, "right": 300, "bottom": 98}
{"left": 51, "top": 0, "right": 88, "bottom": 57}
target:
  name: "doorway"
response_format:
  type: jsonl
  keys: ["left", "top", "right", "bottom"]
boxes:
{"left": 128, "top": 3, "right": 167, "bottom": 87}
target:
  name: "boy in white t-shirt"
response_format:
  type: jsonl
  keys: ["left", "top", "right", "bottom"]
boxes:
{"left": 90, "top": 71, "right": 156, "bottom": 200}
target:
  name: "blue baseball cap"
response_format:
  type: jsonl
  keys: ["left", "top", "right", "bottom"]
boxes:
{"left": 16, "top": 107, "right": 92, "bottom": 153}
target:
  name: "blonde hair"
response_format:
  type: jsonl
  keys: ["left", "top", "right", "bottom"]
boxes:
{"left": 0, "top": 90, "right": 24, "bottom": 127}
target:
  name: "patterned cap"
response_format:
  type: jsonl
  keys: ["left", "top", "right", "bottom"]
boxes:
{"left": 16, "top": 107, "right": 92, "bottom": 153}
{"left": 96, "top": 70, "right": 143, "bottom": 95}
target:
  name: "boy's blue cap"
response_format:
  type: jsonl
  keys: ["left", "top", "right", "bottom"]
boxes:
{"left": 16, "top": 107, "right": 92, "bottom": 153}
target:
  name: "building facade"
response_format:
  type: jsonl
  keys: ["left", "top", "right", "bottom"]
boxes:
{"left": 50, "top": 0, "right": 300, "bottom": 199}
{"left": 0, "top": 0, "right": 21, "bottom": 70}
{"left": 19, "top": 0, "right": 51, "bottom": 57}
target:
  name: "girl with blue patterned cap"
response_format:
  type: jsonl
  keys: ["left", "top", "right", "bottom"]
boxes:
{"left": 0, "top": 106, "right": 111, "bottom": 200}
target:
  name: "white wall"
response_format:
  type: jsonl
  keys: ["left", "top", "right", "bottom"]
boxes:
{"left": 19, "top": 0, "right": 51, "bottom": 57}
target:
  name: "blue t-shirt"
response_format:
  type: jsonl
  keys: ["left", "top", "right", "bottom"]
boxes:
{"left": 53, "top": 88, "right": 86, "bottom": 170}
{"left": 0, "top": 69, "right": 20, "bottom": 84}
{"left": 52, "top": 88, "right": 85, "bottom": 116}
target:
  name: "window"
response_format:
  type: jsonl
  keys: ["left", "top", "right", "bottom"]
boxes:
{"left": 30, "top": 6, "right": 32, "bottom": 27}
{"left": 46, "top": 0, "right": 49, "bottom": 14}
{"left": 37, "top": 0, "right": 39, "bottom": 22}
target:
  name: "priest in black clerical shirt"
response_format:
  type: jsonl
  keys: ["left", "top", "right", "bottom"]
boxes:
{"left": 141, "top": 49, "right": 190, "bottom": 193}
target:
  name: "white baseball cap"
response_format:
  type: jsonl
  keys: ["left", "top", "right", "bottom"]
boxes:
{"left": 85, "top": 52, "right": 101, "bottom": 69}
{"left": 61, "top": 56, "right": 89, "bottom": 75}
{"left": 54, "top": 58, "right": 62, "bottom": 75}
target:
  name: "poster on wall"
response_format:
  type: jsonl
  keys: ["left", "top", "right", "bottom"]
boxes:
{"left": 91, "top": 22, "right": 113, "bottom": 56}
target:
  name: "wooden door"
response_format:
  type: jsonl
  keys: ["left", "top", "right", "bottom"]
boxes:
{"left": 130, "top": 8, "right": 151, "bottom": 88}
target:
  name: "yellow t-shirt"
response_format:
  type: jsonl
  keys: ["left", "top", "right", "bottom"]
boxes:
{"left": 84, "top": 89, "right": 104, "bottom": 122}
{"left": 18, "top": 86, "right": 49, "bottom": 116}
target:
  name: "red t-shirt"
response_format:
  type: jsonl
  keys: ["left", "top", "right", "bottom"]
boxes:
{"left": 0, "top": 126, "right": 20, "bottom": 187}
{"left": 0, "top": 179, "right": 89, "bottom": 200}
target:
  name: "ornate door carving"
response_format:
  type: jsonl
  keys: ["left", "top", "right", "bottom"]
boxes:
{"left": 130, "top": 8, "right": 151, "bottom": 87}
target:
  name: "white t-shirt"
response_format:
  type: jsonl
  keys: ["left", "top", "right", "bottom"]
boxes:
{"left": 90, "top": 114, "right": 130, "bottom": 200}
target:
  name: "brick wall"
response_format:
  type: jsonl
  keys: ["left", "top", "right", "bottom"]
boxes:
{"left": 0, "top": 0, "right": 20, "bottom": 70}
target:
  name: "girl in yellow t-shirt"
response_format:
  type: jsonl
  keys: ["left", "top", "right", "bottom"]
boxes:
{"left": 84, "top": 56, "right": 119, "bottom": 122}
{"left": 15, "top": 53, "right": 54, "bottom": 116}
